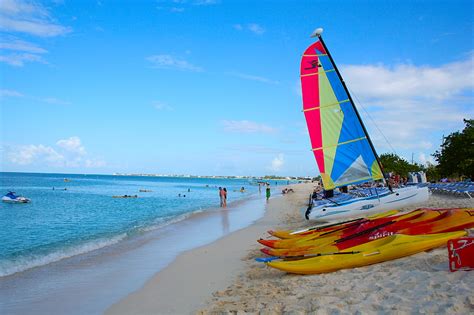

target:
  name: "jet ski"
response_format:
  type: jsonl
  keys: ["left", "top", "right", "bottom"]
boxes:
{"left": 2, "top": 191, "right": 31, "bottom": 203}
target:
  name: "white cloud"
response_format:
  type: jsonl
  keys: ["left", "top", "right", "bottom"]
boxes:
{"left": 146, "top": 54, "right": 203, "bottom": 72}
{"left": 221, "top": 120, "right": 277, "bottom": 134}
{"left": 0, "top": 39, "right": 47, "bottom": 53}
{"left": 418, "top": 153, "right": 435, "bottom": 166}
{"left": 0, "top": 52, "right": 47, "bottom": 66}
{"left": 158, "top": 0, "right": 219, "bottom": 11}
{"left": 0, "top": 16, "right": 70, "bottom": 37}
{"left": 0, "top": 89, "right": 23, "bottom": 97}
{"left": 227, "top": 72, "right": 279, "bottom": 85}
{"left": 170, "top": 7, "right": 185, "bottom": 12}
{"left": 0, "top": 0, "right": 49, "bottom": 17}
{"left": 6, "top": 136, "right": 105, "bottom": 168}
{"left": 420, "top": 141, "right": 433, "bottom": 150}
{"left": 193, "top": 0, "right": 219, "bottom": 5}
{"left": 247, "top": 23, "right": 265, "bottom": 35}
{"left": 269, "top": 154, "right": 284, "bottom": 172}
{"left": 234, "top": 23, "right": 265, "bottom": 35}
{"left": 7, "top": 144, "right": 64, "bottom": 165}
{"left": 0, "top": 0, "right": 71, "bottom": 37}
{"left": 335, "top": 53, "right": 474, "bottom": 154}
{"left": 342, "top": 53, "right": 474, "bottom": 103}
{"left": 56, "top": 136, "right": 86, "bottom": 156}
{"left": 0, "top": 0, "right": 70, "bottom": 67}
{"left": 0, "top": 89, "right": 72, "bottom": 105}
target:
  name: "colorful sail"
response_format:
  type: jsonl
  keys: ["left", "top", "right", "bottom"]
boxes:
{"left": 301, "top": 40, "right": 383, "bottom": 190}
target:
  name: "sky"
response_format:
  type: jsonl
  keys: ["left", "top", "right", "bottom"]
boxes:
{"left": 0, "top": 0, "right": 473, "bottom": 177}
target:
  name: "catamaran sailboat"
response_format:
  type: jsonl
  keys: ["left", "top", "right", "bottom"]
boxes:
{"left": 301, "top": 28, "right": 429, "bottom": 221}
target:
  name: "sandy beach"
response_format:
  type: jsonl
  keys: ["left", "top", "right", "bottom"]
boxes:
{"left": 107, "top": 183, "right": 473, "bottom": 314}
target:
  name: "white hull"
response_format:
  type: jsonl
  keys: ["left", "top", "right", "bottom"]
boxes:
{"left": 2, "top": 196, "right": 31, "bottom": 203}
{"left": 305, "top": 186, "right": 429, "bottom": 221}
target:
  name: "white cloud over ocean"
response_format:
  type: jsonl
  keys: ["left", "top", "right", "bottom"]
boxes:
{"left": 56, "top": 136, "right": 86, "bottom": 156}
{"left": 6, "top": 137, "right": 105, "bottom": 168}
{"left": 269, "top": 153, "right": 284, "bottom": 172}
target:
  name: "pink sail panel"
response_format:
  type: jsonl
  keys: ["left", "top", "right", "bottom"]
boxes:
{"left": 301, "top": 41, "right": 327, "bottom": 175}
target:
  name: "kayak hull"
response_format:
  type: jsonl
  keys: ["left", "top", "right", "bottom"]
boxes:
{"left": 267, "top": 231, "right": 466, "bottom": 274}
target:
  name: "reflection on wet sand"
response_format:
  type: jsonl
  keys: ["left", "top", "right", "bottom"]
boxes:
{"left": 221, "top": 209, "right": 229, "bottom": 234}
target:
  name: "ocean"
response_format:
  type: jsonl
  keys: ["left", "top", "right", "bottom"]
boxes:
{"left": 0, "top": 172, "right": 278, "bottom": 277}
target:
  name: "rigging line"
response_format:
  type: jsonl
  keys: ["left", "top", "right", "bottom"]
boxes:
{"left": 348, "top": 87, "right": 398, "bottom": 156}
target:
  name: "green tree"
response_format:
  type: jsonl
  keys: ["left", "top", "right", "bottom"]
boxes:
{"left": 433, "top": 119, "right": 474, "bottom": 179}
{"left": 379, "top": 153, "right": 422, "bottom": 177}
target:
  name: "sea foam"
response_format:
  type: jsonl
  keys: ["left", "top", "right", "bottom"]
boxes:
{"left": 0, "top": 234, "right": 127, "bottom": 277}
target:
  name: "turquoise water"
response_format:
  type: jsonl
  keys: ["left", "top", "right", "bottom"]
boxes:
{"left": 0, "top": 172, "right": 275, "bottom": 277}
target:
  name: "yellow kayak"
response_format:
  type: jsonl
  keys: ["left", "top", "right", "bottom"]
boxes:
{"left": 266, "top": 231, "right": 466, "bottom": 274}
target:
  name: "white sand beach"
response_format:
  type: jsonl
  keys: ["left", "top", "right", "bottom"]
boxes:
{"left": 107, "top": 184, "right": 473, "bottom": 314}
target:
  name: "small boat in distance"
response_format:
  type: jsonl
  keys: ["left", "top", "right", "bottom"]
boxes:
{"left": 139, "top": 189, "right": 153, "bottom": 192}
{"left": 300, "top": 28, "right": 429, "bottom": 221}
{"left": 2, "top": 191, "right": 31, "bottom": 203}
{"left": 112, "top": 195, "right": 138, "bottom": 198}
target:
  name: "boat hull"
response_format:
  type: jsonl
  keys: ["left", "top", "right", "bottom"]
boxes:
{"left": 305, "top": 186, "right": 429, "bottom": 221}
{"left": 2, "top": 196, "right": 30, "bottom": 203}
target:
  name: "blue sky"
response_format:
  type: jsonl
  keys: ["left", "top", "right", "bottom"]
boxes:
{"left": 1, "top": 0, "right": 473, "bottom": 176}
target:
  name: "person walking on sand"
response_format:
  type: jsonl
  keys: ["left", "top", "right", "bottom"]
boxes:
{"left": 222, "top": 188, "right": 227, "bottom": 208}
{"left": 219, "top": 187, "right": 224, "bottom": 207}
{"left": 266, "top": 183, "right": 271, "bottom": 201}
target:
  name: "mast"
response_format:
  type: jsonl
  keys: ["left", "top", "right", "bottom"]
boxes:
{"left": 312, "top": 29, "right": 387, "bottom": 184}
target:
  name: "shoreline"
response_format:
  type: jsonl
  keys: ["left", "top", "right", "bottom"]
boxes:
{"left": 0, "top": 191, "right": 260, "bottom": 278}
{"left": 106, "top": 182, "right": 314, "bottom": 314}
{"left": 0, "top": 186, "right": 271, "bottom": 315}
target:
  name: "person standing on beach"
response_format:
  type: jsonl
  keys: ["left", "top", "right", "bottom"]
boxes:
{"left": 219, "top": 187, "right": 223, "bottom": 207}
{"left": 266, "top": 183, "right": 271, "bottom": 201}
{"left": 223, "top": 188, "right": 227, "bottom": 208}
